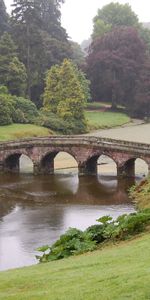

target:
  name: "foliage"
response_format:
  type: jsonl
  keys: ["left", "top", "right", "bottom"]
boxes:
{"left": 92, "top": 2, "right": 139, "bottom": 39}
{"left": 130, "top": 178, "right": 150, "bottom": 209}
{"left": 131, "top": 61, "right": 150, "bottom": 118}
{"left": 0, "top": 0, "right": 9, "bottom": 36}
{"left": 43, "top": 59, "right": 89, "bottom": 133}
{"left": 0, "top": 32, "right": 27, "bottom": 96}
{"left": 0, "top": 85, "right": 9, "bottom": 94}
{"left": 37, "top": 209, "right": 150, "bottom": 263}
{"left": 37, "top": 110, "right": 87, "bottom": 134}
{"left": 37, "top": 228, "right": 96, "bottom": 262}
{"left": 0, "top": 94, "right": 13, "bottom": 125}
{"left": 70, "top": 41, "right": 85, "bottom": 66}
{"left": 7, "top": 57, "right": 27, "bottom": 96}
{"left": 12, "top": 96, "right": 39, "bottom": 123}
{"left": 87, "top": 27, "right": 146, "bottom": 109}
{"left": 10, "top": 0, "right": 71, "bottom": 104}
{"left": 0, "top": 87, "right": 38, "bottom": 125}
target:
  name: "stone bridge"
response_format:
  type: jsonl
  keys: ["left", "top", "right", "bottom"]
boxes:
{"left": 0, "top": 136, "right": 150, "bottom": 177}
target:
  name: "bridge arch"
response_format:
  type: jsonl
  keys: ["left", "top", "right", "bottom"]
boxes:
{"left": 3, "top": 152, "right": 34, "bottom": 173}
{"left": 118, "top": 157, "right": 149, "bottom": 178}
{"left": 39, "top": 150, "right": 78, "bottom": 175}
{"left": 79, "top": 152, "right": 117, "bottom": 176}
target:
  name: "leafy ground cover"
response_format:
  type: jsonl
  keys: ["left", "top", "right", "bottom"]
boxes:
{"left": 37, "top": 210, "right": 150, "bottom": 263}
{"left": 0, "top": 124, "right": 51, "bottom": 141}
{"left": 85, "top": 111, "right": 130, "bottom": 130}
{"left": 0, "top": 232, "right": 150, "bottom": 300}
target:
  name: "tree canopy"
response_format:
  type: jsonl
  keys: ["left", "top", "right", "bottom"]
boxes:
{"left": 87, "top": 27, "right": 146, "bottom": 109}
{"left": 0, "top": 0, "right": 9, "bottom": 36}
{"left": 92, "top": 2, "right": 139, "bottom": 39}
{"left": 43, "top": 59, "right": 89, "bottom": 132}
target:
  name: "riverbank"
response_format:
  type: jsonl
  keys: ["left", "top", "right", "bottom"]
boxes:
{"left": 0, "top": 231, "right": 150, "bottom": 300}
{"left": 130, "top": 178, "right": 150, "bottom": 209}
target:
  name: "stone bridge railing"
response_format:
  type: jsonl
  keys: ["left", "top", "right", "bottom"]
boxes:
{"left": 0, "top": 136, "right": 150, "bottom": 176}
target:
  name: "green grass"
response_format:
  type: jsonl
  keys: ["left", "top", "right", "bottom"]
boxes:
{"left": 86, "top": 101, "right": 111, "bottom": 109}
{"left": 0, "top": 232, "right": 150, "bottom": 299}
{"left": 0, "top": 124, "right": 51, "bottom": 141}
{"left": 85, "top": 111, "right": 130, "bottom": 130}
{"left": 86, "top": 102, "right": 125, "bottom": 110}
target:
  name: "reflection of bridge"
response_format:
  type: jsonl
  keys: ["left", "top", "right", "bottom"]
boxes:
{"left": 0, "top": 136, "right": 150, "bottom": 177}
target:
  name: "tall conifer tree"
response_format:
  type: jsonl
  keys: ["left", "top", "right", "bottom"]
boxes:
{"left": 0, "top": 0, "right": 9, "bottom": 36}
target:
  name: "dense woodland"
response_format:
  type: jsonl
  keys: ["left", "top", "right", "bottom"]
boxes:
{"left": 0, "top": 1, "right": 150, "bottom": 133}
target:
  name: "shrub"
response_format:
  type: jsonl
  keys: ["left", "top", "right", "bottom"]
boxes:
{"left": 36, "top": 228, "right": 96, "bottom": 263}
{"left": 12, "top": 96, "right": 39, "bottom": 123}
{"left": 37, "top": 209, "right": 150, "bottom": 264}
{"left": 0, "top": 94, "right": 13, "bottom": 125}
{"left": 36, "top": 110, "right": 87, "bottom": 134}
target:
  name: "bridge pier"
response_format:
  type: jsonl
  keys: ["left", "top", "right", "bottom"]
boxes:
{"left": 117, "top": 160, "right": 135, "bottom": 178}
{"left": 79, "top": 160, "right": 97, "bottom": 176}
{"left": 33, "top": 161, "right": 54, "bottom": 175}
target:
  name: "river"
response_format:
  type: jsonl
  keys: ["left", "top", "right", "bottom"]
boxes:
{"left": 0, "top": 152, "right": 147, "bottom": 271}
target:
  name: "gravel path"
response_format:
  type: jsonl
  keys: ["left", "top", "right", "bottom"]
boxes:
{"left": 87, "top": 122, "right": 150, "bottom": 144}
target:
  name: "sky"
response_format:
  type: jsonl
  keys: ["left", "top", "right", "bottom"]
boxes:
{"left": 5, "top": 0, "right": 150, "bottom": 43}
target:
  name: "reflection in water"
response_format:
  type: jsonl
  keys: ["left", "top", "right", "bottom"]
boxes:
{"left": 0, "top": 170, "right": 136, "bottom": 272}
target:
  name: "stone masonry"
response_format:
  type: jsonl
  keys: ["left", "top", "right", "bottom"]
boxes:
{"left": 0, "top": 136, "right": 150, "bottom": 177}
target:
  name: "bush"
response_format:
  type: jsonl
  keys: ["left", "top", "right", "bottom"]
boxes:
{"left": 12, "top": 96, "right": 39, "bottom": 123}
{"left": 36, "top": 110, "right": 87, "bottom": 134}
{"left": 37, "top": 209, "right": 150, "bottom": 264}
{"left": 0, "top": 94, "right": 13, "bottom": 125}
{"left": 36, "top": 228, "right": 96, "bottom": 263}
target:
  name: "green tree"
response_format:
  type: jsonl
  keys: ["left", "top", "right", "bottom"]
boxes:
{"left": 11, "top": 0, "right": 72, "bottom": 105}
{"left": 11, "top": 0, "right": 41, "bottom": 99}
{"left": 93, "top": 2, "right": 139, "bottom": 40}
{"left": 0, "top": 32, "right": 27, "bottom": 96}
{"left": 70, "top": 41, "right": 85, "bottom": 66}
{"left": 44, "top": 59, "right": 89, "bottom": 132}
{"left": 0, "top": 0, "right": 9, "bottom": 36}
{"left": 7, "top": 57, "right": 27, "bottom": 96}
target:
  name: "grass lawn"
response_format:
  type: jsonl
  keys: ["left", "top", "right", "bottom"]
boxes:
{"left": 0, "top": 124, "right": 51, "bottom": 141}
{"left": 86, "top": 111, "right": 130, "bottom": 130}
{"left": 86, "top": 101, "right": 111, "bottom": 109}
{"left": 86, "top": 102, "right": 125, "bottom": 110}
{"left": 0, "top": 232, "right": 150, "bottom": 299}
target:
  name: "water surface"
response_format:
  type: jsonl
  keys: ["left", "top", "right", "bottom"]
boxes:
{"left": 0, "top": 171, "right": 135, "bottom": 271}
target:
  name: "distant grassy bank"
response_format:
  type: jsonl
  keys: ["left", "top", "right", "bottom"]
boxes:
{"left": 86, "top": 111, "right": 130, "bottom": 130}
{"left": 0, "top": 232, "right": 150, "bottom": 300}
{"left": 0, "top": 112, "right": 131, "bottom": 142}
{"left": 0, "top": 124, "right": 51, "bottom": 141}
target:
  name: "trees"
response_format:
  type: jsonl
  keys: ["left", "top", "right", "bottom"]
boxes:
{"left": 0, "top": 32, "right": 27, "bottom": 96}
{"left": 11, "top": 0, "right": 71, "bottom": 105}
{"left": 87, "top": 27, "right": 146, "bottom": 108}
{"left": 132, "top": 62, "right": 150, "bottom": 118}
{"left": 43, "top": 59, "right": 89, "bottom": 132}
{"left": 92, "top": 2, "right": 139, "bottom": 39}
{"left": 0, "top": 0, "right": 9, "bottom": 36}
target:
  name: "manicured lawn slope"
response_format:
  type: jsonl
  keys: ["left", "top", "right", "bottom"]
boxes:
{"left": 85, "top": 111, "right": 130, "bottom": 130}
{"left": 0, "top": 124, "right": 51, "bottom": 141}
{"left": 0, "top": 232, "right": 150, "bottom": 300}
